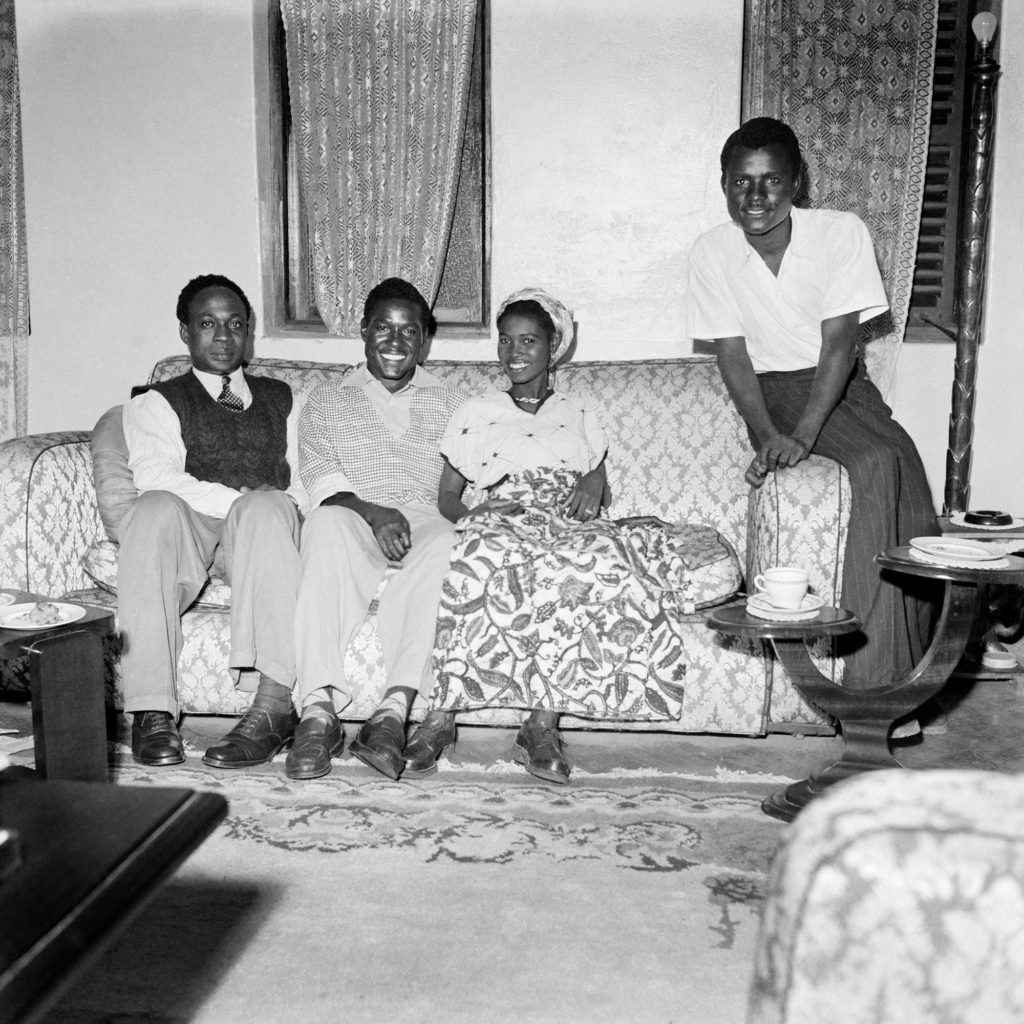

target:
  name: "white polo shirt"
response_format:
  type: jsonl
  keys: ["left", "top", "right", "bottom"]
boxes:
{"left": 686, "top": 206, "right": 889, "bottom": 373}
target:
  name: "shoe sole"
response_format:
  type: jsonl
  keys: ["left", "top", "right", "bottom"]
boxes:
{"left": 132, "top": 751, "right": 185, "bottom": 767}
{"left": 285, "top": 735, "right": 345, "bottom": 780}
{"left": 349, "top": 739, "right": 404, "bottom": 780}
{"left": 403, "top": 739, "right": 455, "bottom": 778}
{"left": 511, "top": 741, "right": 570, "bottom": 784}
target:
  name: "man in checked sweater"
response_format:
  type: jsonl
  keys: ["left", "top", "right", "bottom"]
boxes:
{"left": 285, "top": 278, "right": 466, "bottom": 781}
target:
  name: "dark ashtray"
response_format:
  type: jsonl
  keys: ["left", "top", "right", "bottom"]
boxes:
{"left": 964, "top": 509, "right": 1013, "bottom": 526}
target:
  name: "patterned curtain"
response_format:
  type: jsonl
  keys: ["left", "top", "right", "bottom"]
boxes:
{"left": 743, "top": 0, "right": 939, "bottom": 398}
{"left": 280, "top": 0, "right": 478, "bottom": 336}
{"left": 0, "top": 0, "right": 28, "bottom": 440}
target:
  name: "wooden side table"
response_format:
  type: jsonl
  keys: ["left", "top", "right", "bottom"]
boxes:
{"left": 706, "top": 603, "right": 861, "bottom": 822}
{"left": 709, "top": 549, "right": 1024, "bottom": 823}
{"left": 1, "top": 591, "right": 116, "bottom": 782}
{"left": 876, "top": 546, "right": 1024, "bottom": 688}
{"left": 935, "top": 521, "right": 1024, "bottom": 673}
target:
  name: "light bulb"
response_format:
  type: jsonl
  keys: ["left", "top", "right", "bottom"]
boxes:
{"left": 972, "top": 12, "right": 998, "bottom": 46}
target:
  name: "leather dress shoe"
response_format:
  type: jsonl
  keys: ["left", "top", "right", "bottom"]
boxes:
{"left": 512, "top": 721, "right": 570, "bottom": 784}
{"left": 132, "top": 711, "right": 185, "bottom": 767}
{"left": 403, "top": 711, "right": 457, "bottom": 777}
{"left": 285, "top": 712, "right": 344, "bottom": 780}
{"left": 202, "top": 701, "right": 297, "bottom": 769}
{"left": 348, "top": 715, "right": 406, "bottom": 780}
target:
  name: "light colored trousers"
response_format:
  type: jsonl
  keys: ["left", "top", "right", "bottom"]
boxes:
{"left": 294, "top": 504, "right": 455, "bottom": 711}
{"left": 118, "top": 489, "right": 302, "bottom": 715}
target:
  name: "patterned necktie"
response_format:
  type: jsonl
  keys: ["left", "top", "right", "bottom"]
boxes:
{"left": 217, "top": 374, "right": 244, "bottom": 413}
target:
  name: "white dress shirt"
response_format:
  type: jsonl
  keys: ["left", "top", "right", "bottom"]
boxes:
{"left": 123, "top": 366, "right": 308, "bottom": 519}
{"left": 687, "top": 206, "right": 889, "bottom": 373}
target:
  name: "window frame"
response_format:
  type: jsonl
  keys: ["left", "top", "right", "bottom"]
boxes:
{"left": 252, "top": 0, "right": 492, "bottom": 340}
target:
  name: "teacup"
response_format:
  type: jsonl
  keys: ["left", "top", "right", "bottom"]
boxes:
{"left": 753, "top": 567, "right": 809, "bottom": 609}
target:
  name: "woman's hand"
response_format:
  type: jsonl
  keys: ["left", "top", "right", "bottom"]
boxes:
{"left": 565, "top": 467, "right": 606, "bottom": 521}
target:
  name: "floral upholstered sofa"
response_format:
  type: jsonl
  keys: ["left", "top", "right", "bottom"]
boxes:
{"left": 0, "top": 354, "right": 850, "bottom": 735}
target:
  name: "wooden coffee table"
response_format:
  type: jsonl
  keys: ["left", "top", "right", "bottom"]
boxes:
{"left": 1, "top": 590, "right": 115, "bottom": 782}
{"left": 0, "top": 775, "right": 226, "bottom": 1024}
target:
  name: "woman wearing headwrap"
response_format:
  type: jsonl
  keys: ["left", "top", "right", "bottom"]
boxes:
{"left": 407, "top": 288, "right": 698, "bottom": 784}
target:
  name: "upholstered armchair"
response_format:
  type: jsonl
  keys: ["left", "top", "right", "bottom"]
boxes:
{"left": 748, "top": 768, "right": 1024, "bottom": 1024}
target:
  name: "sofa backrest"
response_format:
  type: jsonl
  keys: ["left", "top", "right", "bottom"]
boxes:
{"left": 150, "top": 354, "right": 753, "bottom": 551}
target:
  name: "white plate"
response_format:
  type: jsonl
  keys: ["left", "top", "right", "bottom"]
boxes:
{"left": 0, "top": 602, "right": 87, "bottom": 631}
{"left": 949, "top": 512, "right": 1024, "bottom": 532}
{"left": 0, "top": 593, "right": 14, "bottom": 608}
{"left": 910, "top": 536, "right": 1000, "bottom": 563}
{"left": 747, "top": 593, "right": 824, "bottom": 621}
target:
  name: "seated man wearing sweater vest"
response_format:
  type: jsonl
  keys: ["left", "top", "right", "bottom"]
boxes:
{"left": 120, "top": 274, "right": 306, "bottom": 768}
{"left": 285, "top": 277, "right": 465, "bottom": 781}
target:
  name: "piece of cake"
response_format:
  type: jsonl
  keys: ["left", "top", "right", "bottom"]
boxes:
{"left": 26, "top": 601, "right": 63, "bottom": 626}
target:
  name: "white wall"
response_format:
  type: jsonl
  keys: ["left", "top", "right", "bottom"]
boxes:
{"left": 19, "top": 0, "right": 261, "bottom": 432}
{"left": 18, "top": 0, "right": 741, "bottom": 432}
{"left": 16, "top": 0, "right": 1024, "bottom": 515}
{"left": 485, "top": 0, "right": 739, "bottom": 354}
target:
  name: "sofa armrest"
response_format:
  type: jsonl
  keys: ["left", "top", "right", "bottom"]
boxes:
{"left": 0, "top": 431, "right": 101, "bottom": 595}
{"left": 748, "top": 769, "right": 1024, "bottom": 1024}
{"left": 745, "top": 454, "right": 851, "bottom": 605}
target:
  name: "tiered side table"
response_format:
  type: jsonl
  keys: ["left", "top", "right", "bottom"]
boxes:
{"left": 708, "top": 548, "right": 1024, "bottom": 822}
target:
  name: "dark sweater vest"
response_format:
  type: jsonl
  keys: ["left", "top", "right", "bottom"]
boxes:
{"left": 148, "top": 372, "right": 292, "bottom": 490}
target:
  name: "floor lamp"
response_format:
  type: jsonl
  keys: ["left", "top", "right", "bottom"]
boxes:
{"left": 945, "top": 11, "right": 1000, "bottom": 514}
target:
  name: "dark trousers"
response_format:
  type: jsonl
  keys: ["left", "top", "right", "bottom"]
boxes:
{"left": 756, "top": 363, "right": 938, "bottom": 686}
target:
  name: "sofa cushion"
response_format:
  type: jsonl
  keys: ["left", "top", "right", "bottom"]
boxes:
{"left": 91, "top": 405, "right": 138, "bottom": 543}
{"left": 82, "top": 537, "right": 233, "bottom": 609}
{"left": 673, "top": 523, "right": 742, "bottom": 609}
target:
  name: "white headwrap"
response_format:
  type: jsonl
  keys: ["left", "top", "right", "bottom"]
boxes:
{"left": 496, "top": 287, "right": 576, "bottom": 367}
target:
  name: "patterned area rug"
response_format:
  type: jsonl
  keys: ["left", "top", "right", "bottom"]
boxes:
{"left": 48, "top": 759, "right": 787, "bottom": 1024}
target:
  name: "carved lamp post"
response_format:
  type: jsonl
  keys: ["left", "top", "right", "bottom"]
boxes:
{"left": 945, "top": 11, "right": 1001, "bottom": 514}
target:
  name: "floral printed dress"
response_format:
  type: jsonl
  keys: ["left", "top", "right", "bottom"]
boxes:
{"left": 428, "top": 390, "right": 719, "bottom": 721}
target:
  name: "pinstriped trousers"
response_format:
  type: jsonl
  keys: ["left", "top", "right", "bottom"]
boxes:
{"left": 757, "top": 363, "right": 939, "bottom": 687}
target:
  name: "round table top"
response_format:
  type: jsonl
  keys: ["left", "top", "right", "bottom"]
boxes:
{"left": 705, "top": 602, "right": 860, "bottom": 639}
{"left": 877, "top": 548, "right": 1024, "bottom": 585}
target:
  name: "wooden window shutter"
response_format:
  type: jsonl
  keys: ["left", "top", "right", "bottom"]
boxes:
{"left": 911, "top": 0, "right": 977, "bottom": 331}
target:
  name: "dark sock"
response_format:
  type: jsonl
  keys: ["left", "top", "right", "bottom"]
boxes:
{"left": 370, "top": 686, "right": 416, "bottom": 725}
{"left": 255, "top": 674, "right": 293, "bottom": 713}
{"left": 301, "top": 700, "right": 337, "bottom": 723}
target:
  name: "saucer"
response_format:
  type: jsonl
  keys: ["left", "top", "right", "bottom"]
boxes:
{"left": 747, "top": 593, "right": 824, "bottom": 621}
{"left": 909, "top": 548, "right": 1009, "bottom": 570}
